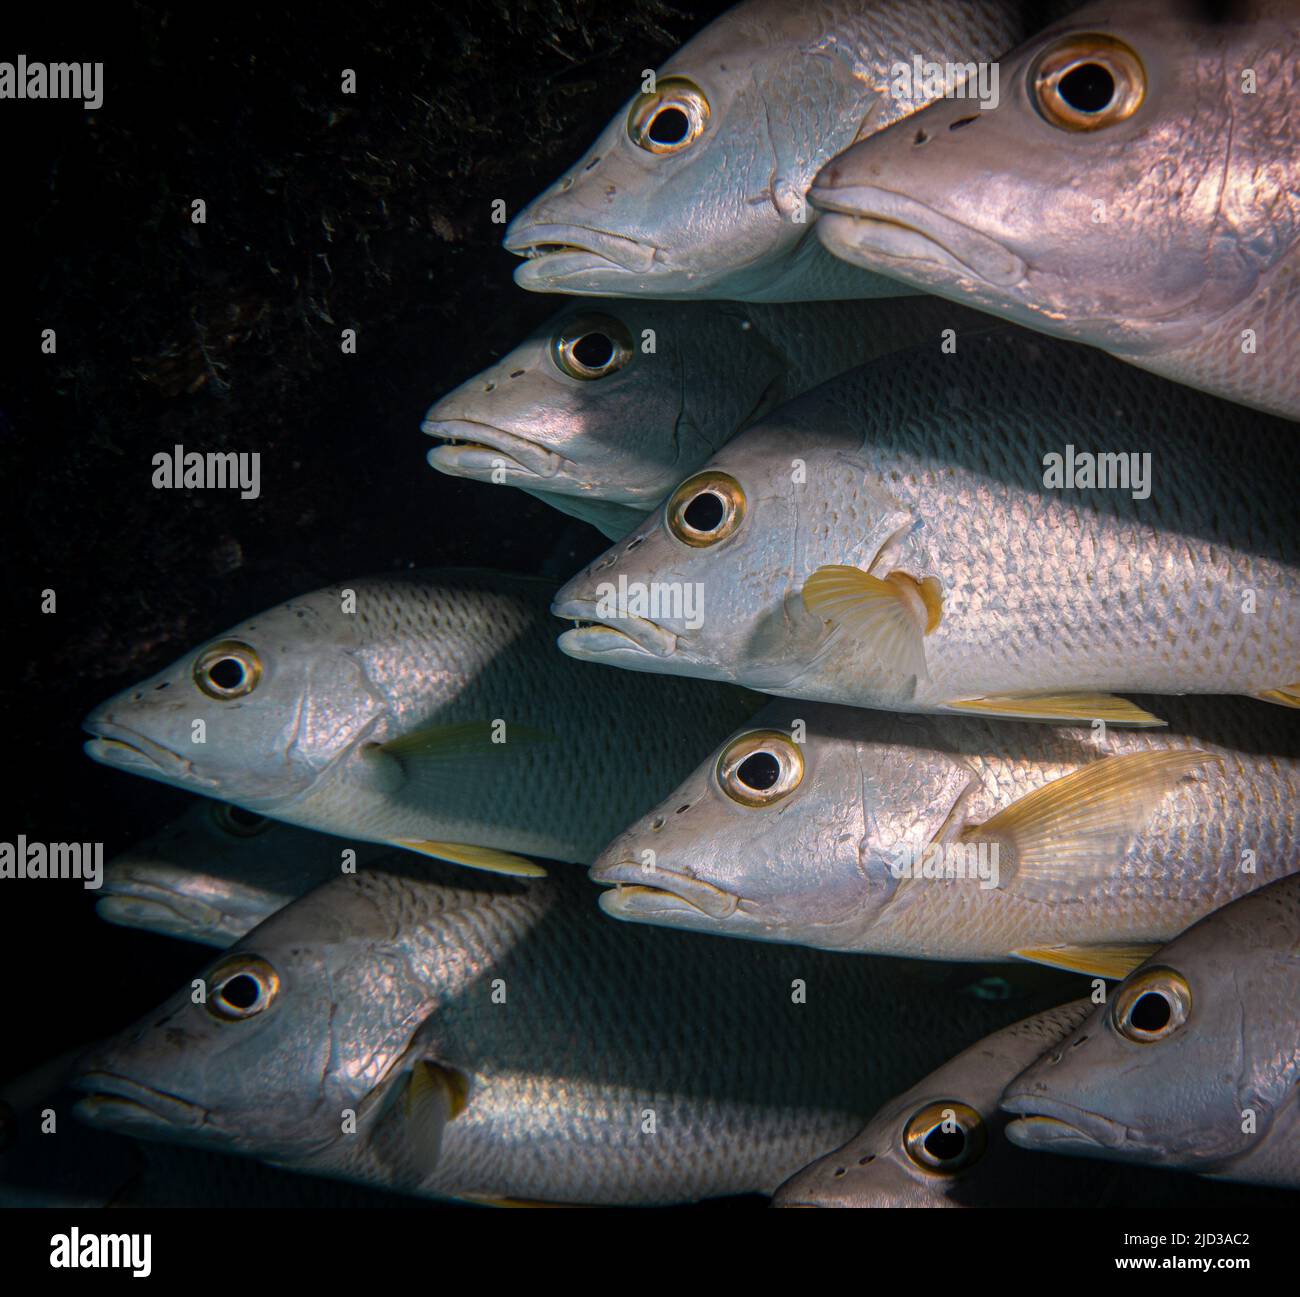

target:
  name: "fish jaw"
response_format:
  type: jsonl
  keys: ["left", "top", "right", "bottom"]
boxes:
{"left": 96, "top": 865, "right": 277, "bottom": 947}
{"left": 505, "top": 222, "right": 659, "bottom": 295}
{"left": 810, "top": 183, "right": 1027, "bottom": 290}
{"left": 423, "top": 418, "right": 566, "bottom": 484}
{"left": 73, "top": 1070, "right": 210, "bottom": 1140}
{"left": 551, "top": 594, "right": 679, "bottom": 665}
{"left": 1001, "top": 1097, "right": 1131, "bottom": 1159}
{"left": 591, "top": 857, "right": 742, "bottom": 924}
{"left": 82, "top": 719, "right": 217, "bottom": 791}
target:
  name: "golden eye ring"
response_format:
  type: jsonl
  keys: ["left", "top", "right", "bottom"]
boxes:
{"left": 666, "top": 471, "right": 746, "bottom": 547}
{"left": 205, "top": 956, "right": 281, "bottom": 1021}
{"left": 193, "top": 640, "right": 263, "bottom": 700}
{"left": 1111, "top": 966, "right": 1192, "bottom": 1042}
{"left": 716, "top": 730, "right": 804, "bottom": 807}
{"left": 627, "top": 77, "right": 710, "bottom": 154}
{"left": 1031, "top": 35, "right": 1145, "bottom": 132}
{"left": 903, "top": 1101, "right": 988, "bottom": 1174}
{"left": 551, "top": 314, "right": 635, "bottom": 381}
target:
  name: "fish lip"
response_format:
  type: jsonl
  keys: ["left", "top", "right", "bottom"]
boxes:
{"left": 809, "top": 183, "right": 1026, "bottom": 288}
{"left": 591, "top": 858, "right": 741, "bottom": 920}
{"left": 550, "top": 596, "right": 677, "bottom": 659}
{"left": 504, "top": 222, "right": 659, "bottom": 284}
{"left": 95, "top": 867, "right": 221, "bottom": 932}
{"left": 82, "top": 721, "right": 217, "bottom": 789}
{"left": 422, "top": 418, "right": 564, "bottom": 482}
{"left": 1001, "top": 1094, "right": 1126, "bottom": 1152}
{"left": 73, "top": 1070, "right": 208, "bottom": 1131}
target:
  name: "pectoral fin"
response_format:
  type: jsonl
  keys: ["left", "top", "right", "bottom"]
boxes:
{"left": 371, "top": 1060, "right": 468, "bottom": 1183}
{"left": 377, "top": 720, "right": 552, "bottom": 763}
{"left": 945, "top": 693, "right": 1165, "bottom": 727}
{"left": 964, "top": 749, "right": 1220, "bottom": 898}
{"left": 1012, "top": 944, "right": 1159, "bottom": 980}
{"left": 393, "top": 839, "right": 547, "bottom": 878}
{"left": 802, "top": 565, "right": 940, "bottom": 681}
{"left": 1256, "top": 685, "right": 1300, "bottom": 709}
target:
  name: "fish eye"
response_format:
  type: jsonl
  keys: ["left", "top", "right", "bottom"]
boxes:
{"left": 1112, "top": 966, "right": 1192, "bottom": 1043}
{"left": 205, "top": 955, "right": 281, "bottom": 1021}
{"left": 903, "top": 1101, "right": 987, "bottom": 1175}
{"left": 210, "top": 802, "right": 272, "bottom": 838}
{"left": 716, "top": 730, "right": 804, "bottom": 807}
{"left": 193, "top": 639, "right": 263, "bottom": 700}
{"left": 666, "top": 471, "right": 745, "bottom": 547}
{"left": 627, "top": 77, "right": 710, "bottom": 154}
{"left": 552, "top": 314, "right": 635, "bottom": 381}
{"left": 1030, "top": 35, "right": 1145, "bottom": 131}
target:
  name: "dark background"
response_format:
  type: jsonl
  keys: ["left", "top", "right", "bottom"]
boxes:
{"left": 2, "top": 0, "right": 730, "bottom": 1077}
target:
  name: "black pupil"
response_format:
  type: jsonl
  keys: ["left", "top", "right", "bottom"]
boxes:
{"left": 683, "top": 491, "right": 725, "bottom": 532}
{"left": 572, "top": 331, "right": 614, "bottom": 370}
{"left": 1129, "top": 990, "right": 1171, "bottom": 1032}
{"left": 737, "top": 751, "right": 780, "bottom": 791}
{"left": 648, "top": 105, "right": 690, "bottom": 145}
{"left": 227, "top": 806, "right": 265, "bottom": 829}
{"left": 1059, "top": 62, "right": 1115, "bottom": 113}
{"left": 208, "top": 657, "right": 246, "bottom": 690}
{"left": 924, "top": 1124, "right": 967, "bottom": 1163}
{"left": 220, "top": 973, "right": 261, "bottom": 1010}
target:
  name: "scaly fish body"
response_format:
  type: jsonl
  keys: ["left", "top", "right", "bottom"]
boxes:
{"left": 506, "top": 0, "right": 1040, "bottom": 301}
{"left": 810, "top": 0, "right": 1300, "bottom": 419}
{"left": 591, "top": 695, "right": 1299, "bottom": 969}
{"left": 83, "top": 570, "right": 758, "bottom": 875}
{"left": 73, "top": 864, "right": 1019, "bottom": 1205}
{"left": 98, "top": 800, "right": 391, "bottom": 947}
{"left": 553, "top": 331, "right": 1299, "bottom": 713}
{"left": 424, "top": 295, "right": 991, "bottom": 539}
{"left": 1004, "top": 874, "right": 1300, "bottom": 1188}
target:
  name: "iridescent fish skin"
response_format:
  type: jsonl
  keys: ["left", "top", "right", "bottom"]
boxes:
{"left": 775, "top": 1000, "right": 1099, "bottom": 1206}
{"left": 590, "top": 696, "right": 1299, "bottom": 964}
{"left": 810, "top": 0, "right": 1300, "bottom": 419}
{"left": 505, "top": 0, "right": 1036, "bottom": 301}
{"left": 424, "top": 296, "right": 988, "bottom": 539}
{"left": 1003, "top": 874, "right": 1300, "bottom": 1189}
{"left": 73, "top": 865, "right": 1018, "bottom": 1205}
{"left": 553, "top": 331, "right": 1299, "bottom": 712}
{"left": 83, "top": 570, "right": 758, "bottom": 874}
{"left": 98, "top": 800, "right": 392, "bottom": 948}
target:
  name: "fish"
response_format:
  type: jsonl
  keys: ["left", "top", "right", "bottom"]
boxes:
{"left": 1003, "top": 872, "right": 1300, "bottom": 1188}
{"left": 590, "top": 694, "right": 1300, "bottom": 978}
{"left": 504, "top": 0, "right": 1045, "bottom": 301}
{"left": 808, "top": 0, "right": 1300, "bottom": 421}
{"left": 83, "top": 569, "right": 760, "bottom": 878}
{"left": 424, "top": 295, "right": 993, "bottom": 539}
{"left": 97, "top": 799, "right": 392, "bottom": 948}
{"left": 552, "top": 329, "right": 1300, "bottom": 723}
{"left": 72, "top": 862, "right": 1024, "bottom": 1206}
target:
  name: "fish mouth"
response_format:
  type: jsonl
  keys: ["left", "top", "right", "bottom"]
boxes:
{"left": 808, "top": 184, "right": 1026, "bottom": 288}
{"left": 551, "top": 596, "right": 677, "bottom": 660}
{"left": 505, "top": 222, "right": 658, "bottom": 288}
{"left": 73, "top": 1071, "right": 208, "bottom": 1134}
{"left": 591, "top": 858, "right": 741, "bottom": 921}
{"left": 95, "top": 867, "right": 227, "bottom": 942}
{"left": 82, "top": 721, "right": 216, "bottom": 788}
{"left": 422, "top": 418, "right": 565, "bottom": 482}
{"left": 1001, "top": 1095, "right": 1128, "bottom": 1155}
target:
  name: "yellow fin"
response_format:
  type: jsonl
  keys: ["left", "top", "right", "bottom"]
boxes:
{"left": 964, "top": 749, "right": 1220, "bottom": 897}
{"left": 945, "top": 692, "right": 1165, "bottom": 727}
{"left": 394, "top": 839, "right": 547, "bottom": 878}
{"left": 1256, "top": 685, "right": 1300, "bottom": 708}
{"left": 1013, "top": 943, "right": 1160, "bottom": 979}
{"left": 457, "top": 1194, "right": 581, "bottom": 1208}
{"left": 371, "top": 1060, "right": 467, "bottom": 1181}
{"left": 802, "top": 564, "right": 938, "bottom": 681}
{"left": 378, "top": 720, "right": 552, "bottom": 762}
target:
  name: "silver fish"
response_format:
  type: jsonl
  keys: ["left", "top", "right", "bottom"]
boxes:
{"left": 553, "top": 329, "right": 1300, "bottom": 723}
{"left": 591, "top": 695, "right": 1300, "bottom": 978}
{"left": 98, "top": 799, "right": 391, "bottom": 948}
{"left": 1003, "top": 873, "right": 1300, "bottom": 1188}
{"left": 83, "top": 569, "right": 760, "bottom": 878}
{"left": 809, "top": 0, "right": 1300, "bottom": 420}
{"left": 73, "top": 863, "right": 1020, "bottom": 1205}
{"left": 505, "top": 0, "right": 1039, "bottom": 301}
{"left": 424, "top": 295, "right": 991, "bottom": 539}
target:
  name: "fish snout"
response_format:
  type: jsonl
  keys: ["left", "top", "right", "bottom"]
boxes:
{"left": 591, "top": 857, "right": 740, "bottom": 921}
{"left": 423, "top": 418, "right": 565, "bottom": 482}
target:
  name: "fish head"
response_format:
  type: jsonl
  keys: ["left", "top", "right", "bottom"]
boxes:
{"left": 504, "top": 5, "right": 879, "bottom": 299}
{"left": 424, "top": 300, "right": 787, "bottom": 511}
{"left": 775, "top": 1000, "right": 1095, "bottom": 1207}
{"left": 83, "top": 588, "right": 388, "bottom": 811}
{"left": 1002, "top": 879, "right": 1300, "bottom": 1173}
{"left": 590, "top": 703, "right": 970, "bottom": 949}
{"left": 73, "top": 876, "right": 446, "bottom": 1174}
{"left": 551, "top": 420, "right": 865, "bottom": 687}
{"left": 810, "top": 0, "right": 1272, "bottom": 353}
